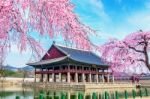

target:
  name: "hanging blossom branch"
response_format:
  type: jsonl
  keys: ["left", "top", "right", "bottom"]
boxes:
{"left": 100, "top": 30, "right": 150, "bottom": 74}
{"left": 0, "top": 0, "right": 95, "bottom": 64}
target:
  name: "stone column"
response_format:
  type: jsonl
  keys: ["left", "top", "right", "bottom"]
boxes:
{"left": 96, "top": 74, "right": 98, "bottom": 83}
{"left": 52, "top": 66, "right": 54, "bottom": 82}
{"left": 96, "top": 68, "right": 99, "bottom": 83}
{"left": 82, "top": 73, "right": 85, "bottom": 83}
{"left": 89, "top": 74, "right": 92, "bottom": 83}
{"left": 67, "top": 72, "right": 70, "bottom": 83}
{"left": 102, "top": 75, "right": 104, "bottom": 83}
{"left": 75, "top": 73, "right": 78, "bottom": 83}
{"left": 49, "top": 74, "right": 51, "bottom": 82}
{"left": 112, "top": 75, "right": 115, "bottom": 83}
{"left": 52, "top": 73, "right": 54, "bottom": 82}
{"left": 59, "top": 73, "right": 61, "bottom": 82}
{"left": 44, "top": 74, "right": 47, "bottom": 82}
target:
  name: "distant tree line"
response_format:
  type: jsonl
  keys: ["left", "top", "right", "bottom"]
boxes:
{"left": 0, "top": 69, "right": 33, "bottom": 78}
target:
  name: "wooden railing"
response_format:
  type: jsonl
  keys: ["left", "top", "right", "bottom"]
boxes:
{"left": 35, "top": 69, "right": 109, "bottom": 75}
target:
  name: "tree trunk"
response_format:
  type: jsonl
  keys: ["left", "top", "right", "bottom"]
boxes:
{"left": 144, "top": 43, "right": 150, "bottom": 70}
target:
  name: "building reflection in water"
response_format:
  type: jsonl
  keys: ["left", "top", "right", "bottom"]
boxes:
{"left": 34, "top": 89, "right": 117, "bottom": 99}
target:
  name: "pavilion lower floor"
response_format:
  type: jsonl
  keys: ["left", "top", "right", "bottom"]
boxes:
{"left": 34, "top": 71, "right": 114, "bottom": 83}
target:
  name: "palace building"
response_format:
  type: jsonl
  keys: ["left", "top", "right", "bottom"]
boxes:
{"left": 27, "top": 43, "right": 113, "bottom": 84}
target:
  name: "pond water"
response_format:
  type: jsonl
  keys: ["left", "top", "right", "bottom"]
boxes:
{"left": 0, "top": 91, "right": 33, "bottom": 99}
{"left": 0, "top": 87, "right": 150, "bottom": 99}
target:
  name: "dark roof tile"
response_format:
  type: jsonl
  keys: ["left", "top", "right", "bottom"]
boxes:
{"left": 55, "top": 45, "right": 108, "bottom": 66}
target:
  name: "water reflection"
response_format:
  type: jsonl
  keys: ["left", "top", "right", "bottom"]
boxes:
{"left": 33, "top": 88, "right": 150, "bottom": 99}
{"left": 33, "top": 90, "right": 131, "bottom": 99}
{"left": 0, "top": 87, "right": 33, "bottom": 99}
{"left": 0, "top": 87, "right": 150, "bottom": 99}
{"left": 0, "top": 91, "right": 33, "bottom": 99}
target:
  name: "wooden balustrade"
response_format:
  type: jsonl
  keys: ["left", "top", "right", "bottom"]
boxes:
{"left": 35, "top": 69, "right": 108, "bottom": 75}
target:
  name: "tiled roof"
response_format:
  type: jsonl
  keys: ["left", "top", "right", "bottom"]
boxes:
{"left": 27, "top": 56, "right": 67, "bottom": 66}
{"left": 55, "top": 45, "right": 108, "bottom": 66}
{"left": 27, "top": 44, "right": 109, "bottom": 67}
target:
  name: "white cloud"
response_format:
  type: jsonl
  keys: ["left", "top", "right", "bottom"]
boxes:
{"left": 89, "top": 0, "right": 110, "bottom": 21}
{"left": 10, "top": 44, "right": 31, "bottom": 55}
{"left": 145, "top": 0, "right": 150, "bottom": 9}
{"left": 74, "top": 0, "right": 110, "bottom": 22}
{"left": 127, "top": 12, "right": 150, "bottom": 31}
{"left": 4, "top": 44, "right": 33, "bottom": 67}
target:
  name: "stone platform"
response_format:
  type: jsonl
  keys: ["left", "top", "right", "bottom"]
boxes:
{"left": 23, "top": 82, "right": 136, "bottom": 92}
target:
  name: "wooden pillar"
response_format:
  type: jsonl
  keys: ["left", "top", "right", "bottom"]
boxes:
{"left": 41, "top": 68, "right": 43, "bottom": 82}
{"left": 41, "top": 74, "right": 43, "bottom": 82}
{"left": 75, "top": 73, "right": 78, "bottom": 83}
{"left": 47, "top": 69, "right": 50, "bottom": 82}
{"left": 34, "top": 74, "right": 36, "bottom": 83}
{"left": 46, "top": 68, "right": 49, "bottom": 82}
{"left": 47, "top": 74, "right": 49, "bottom": 82}
{"left": 59, "top": 73, "right": 61, "bottom": 82}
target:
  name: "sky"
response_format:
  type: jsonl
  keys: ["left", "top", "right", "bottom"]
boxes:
{"left": 4, "top": 0, "right": 150, "bottom": 68}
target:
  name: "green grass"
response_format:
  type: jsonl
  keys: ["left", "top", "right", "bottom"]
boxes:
{"left": 0, "top": 70, "right": 24, "bottom": 77}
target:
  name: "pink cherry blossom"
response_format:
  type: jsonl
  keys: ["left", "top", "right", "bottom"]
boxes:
{"left": 101, "top": 30, "right": 150, "bottom": 74}
{"left": 0, "top": 0, "right": 93, "bottom": 65}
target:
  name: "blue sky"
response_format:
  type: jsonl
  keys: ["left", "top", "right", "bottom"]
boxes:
{"left": 4, "top": 0, "right": 150, "bottom": 67}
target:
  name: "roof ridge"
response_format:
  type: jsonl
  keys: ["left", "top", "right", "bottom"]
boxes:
{"left": 26, "top": 56, "right": 68, "bottom": 66}
{"left": 90, "top": 51, "right": 101, "bottom": 58}
{"left": 39, "top": 56, "right": 68, "bottom": 62}
{"left": 28, "top": 56, "right": 68, "bottom": 64}
{"left": 55, "top": 44, "right": 92, "bottom": 52}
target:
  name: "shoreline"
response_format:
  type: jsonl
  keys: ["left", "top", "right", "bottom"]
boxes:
{"left": 1, "top": 77, "right": 150, "bottom": 89}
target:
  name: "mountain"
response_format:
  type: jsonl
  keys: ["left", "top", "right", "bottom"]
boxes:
{"left": 4, "top": 65, "right": 18, "bottom": 71}
{"left": 3, "top": 65, "right": 34, "bottom": 72}
{"left": 21, "top": 66, "right": 34, "bottom": 71}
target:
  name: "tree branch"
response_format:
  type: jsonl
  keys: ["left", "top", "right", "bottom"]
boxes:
{"left": 123, "top": 41, "right": 144, "bottom": 53}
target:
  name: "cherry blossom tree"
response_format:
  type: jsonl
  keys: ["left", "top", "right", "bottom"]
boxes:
{"left": 101, "top": 30, "right": 150, "bottom": 74}
{"left": 0, "top": 0, "right": 93, "bottom": 66}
